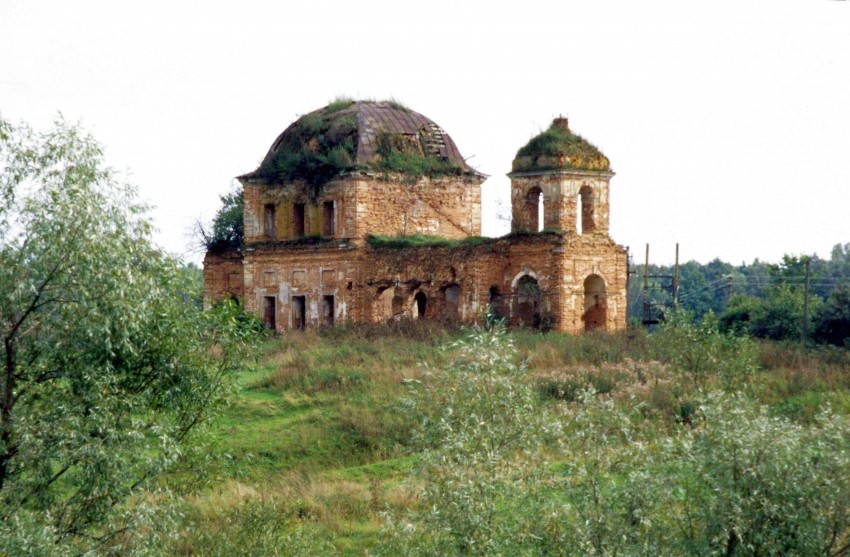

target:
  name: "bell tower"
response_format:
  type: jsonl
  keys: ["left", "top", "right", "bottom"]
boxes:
{"left": 508, "top": 117, "right": 613, "bottom": 235}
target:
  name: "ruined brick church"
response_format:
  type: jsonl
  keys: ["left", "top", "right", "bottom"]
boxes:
{"left": 203, "top": 100, "right": 628, "bottom": 333}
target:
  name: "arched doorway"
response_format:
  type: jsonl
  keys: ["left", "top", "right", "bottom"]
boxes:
{"left": 414, "top": 291, "right": 427, "bottom": 319}
{"left": 443, "top": 284, "right": 461, "bottom": 320}
{"left": 583, "top": 274, "right": 607, "bottom": 331}
{"left": 515, "top": 274, "right": 541, "bottom": 328}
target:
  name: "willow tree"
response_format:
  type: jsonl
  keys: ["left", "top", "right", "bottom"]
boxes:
{"left": 0, "top": 116, "right": 253, "bottom": 554}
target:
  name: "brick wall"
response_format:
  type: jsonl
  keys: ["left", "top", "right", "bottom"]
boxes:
{"left": 203, "top": 249, "right": 244, "bottom": 308}
{"left": 510, "top": 170, "right": 613, "bottom": 235}
{"left": 234, "top": 233, "right": 627, "bottom": 333}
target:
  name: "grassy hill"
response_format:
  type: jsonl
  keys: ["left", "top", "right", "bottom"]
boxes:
{"left": 170, "top": 319, "right": 850, "bottom": 556}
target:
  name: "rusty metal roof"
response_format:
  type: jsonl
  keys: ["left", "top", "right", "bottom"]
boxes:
{"left": 242, "top": 101, "right": 482, "bottom": 181}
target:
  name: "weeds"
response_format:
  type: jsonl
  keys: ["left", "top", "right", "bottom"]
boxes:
{"left": 170, "top": 320, "right": 850, "bottom": 556}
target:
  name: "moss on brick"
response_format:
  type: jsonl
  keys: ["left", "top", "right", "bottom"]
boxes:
{"left": 366, "top": 234, "right": 492, "bottom": 249}
{"left": 513, "top": 119, "right": 610, "bottom": 172}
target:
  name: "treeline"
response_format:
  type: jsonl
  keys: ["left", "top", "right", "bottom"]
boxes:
{"left": 630, "top": 243, "right": 850, "bottom": 346}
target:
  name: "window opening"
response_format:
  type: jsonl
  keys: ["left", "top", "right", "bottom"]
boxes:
{"left": 583, "top": 274, "right": 607, "bottom": 332}
{"left": 264, "top": 204, "right": 276, "bottom": 238}
{"left": 391, "top": 294, "right": 404, "bottom": 318}
{"left": 444, "top": 284, "right": 461, "bottom": 319}
{"left": 515, "top": 274, "right": 541, "bottom": 328}
{"left": 488, "top": 285, "right": 503, "bottom": 320}
{"left": 292, "top": 295, "right": 306, "bottom": 330}
{"left": 579, "top": 186, "right": 594, "bottom": 234}
{"left": 293, "top": 203, "right": 305, "bottom": 237}
{"left": 262, "top": 296, "right": 276, "bottom": 330}
{"left": 414, "top": 291, "right": 427, "bottom": 319}
{"left": 525, "top": 187, "right": 543, "bottom": 232}
{"left": 321, "top": 295, "right": 335, "bottom": 326}
{"left": 322, "top": 201, "right": 335, "bottom": 237}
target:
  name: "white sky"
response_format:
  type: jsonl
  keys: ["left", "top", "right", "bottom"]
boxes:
{"left": 2, "top": 0, "right": 848, "bottom": 265}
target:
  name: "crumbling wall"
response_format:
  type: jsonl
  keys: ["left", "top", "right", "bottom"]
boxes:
{"left": 203, "top": 249, "right": 244, "bottom": 308}
{"left": 242, "top": 245, "right": 360, "bottom": 331}
{"left": 234, "top": 232, "right": 627, "bottom": 333}
{"left": 242, "top": 180, "right": 358, "bottom": 243}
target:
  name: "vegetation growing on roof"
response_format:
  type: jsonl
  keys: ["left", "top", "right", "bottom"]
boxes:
{"left": 366, "top": 234, "right": 491, "bottom": 249}
{"left": 256, "top": 100, "right": 474, "bottom": 192}
{"left": 325, "top": 96, "right": 355, "bottom": 115}
{"left": 381, "top": 97, "right": 411, "bottom": 112}
{"left": 513, "top": 120, "right": 610, "bottom": 172}
{"left": 197, "top": 188, "right": 244, "bottom": 251}
{"left": 374, "top": 130, "right": 467, "bottom": 179}
{"left": 256, "top": 106, "right": 358, "bottom": 194}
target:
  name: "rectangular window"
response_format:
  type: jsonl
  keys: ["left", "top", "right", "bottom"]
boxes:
{"left": 292, "top": 295, "right": 306, "bottom": 330}
{"left": 293, "top": 203, "right": 305, "bottom": 237}
{"left": 322, "top": 201, "right": 335, "bottom": 237}
{"left": 262, "top": 296, "right": 276, "bottom": 330}
{"left": 264, "top": 204, "right": 276, "bottom": 238}
{"left": 321, "top": 295, "right": 335, "bottom": 326}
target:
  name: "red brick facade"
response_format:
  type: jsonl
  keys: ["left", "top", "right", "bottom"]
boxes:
{"left": 204, "top": 109, "right": 629, "bottom": 334}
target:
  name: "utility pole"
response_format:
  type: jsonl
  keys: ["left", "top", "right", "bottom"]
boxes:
{"left": 643, "top": 244, "right": 650, "bottom": 325}
{"left": 673, "top": 243, "right": 680, "bottom": 305}
{"left": 802, "top": 257, "right": 811, "bottom": 341}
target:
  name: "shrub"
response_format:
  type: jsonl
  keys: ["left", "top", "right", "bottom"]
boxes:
{"left": 379, "top": 324, "right": 561, "bottom": 555}
{"left": 814, "top": 284, "right": 850, "bottom": 347}
{"left": 659, "top": 392, "right": 850, "bottom": 556}
{"left": 650, "top": 309, "right": 759, "bottom": 389}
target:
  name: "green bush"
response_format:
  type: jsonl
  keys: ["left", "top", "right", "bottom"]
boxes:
{"left": 814, "top": 285, "right": 850, "bottom": 347}
{"left": 659, "top": 392, "right": 850, "bottom": 556}
{"left": 651, "top": 308, "right": 759, "bottom": 389}
{"left": 379, "top": 324, "right": 561, "bottom": 555}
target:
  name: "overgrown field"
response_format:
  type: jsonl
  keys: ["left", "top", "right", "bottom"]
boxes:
{"left": 171, "top": 317, "right": 850, "bottom": 556}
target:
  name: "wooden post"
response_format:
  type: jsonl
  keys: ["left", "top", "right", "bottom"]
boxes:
{"left": 802, "top": 257, "right": 811, "bottom": 340}
{"left": 673, "top": 243, "right": 680, "bottom": 305}
{"left": 643, "top": 244, "right": 650, "bottom": 324}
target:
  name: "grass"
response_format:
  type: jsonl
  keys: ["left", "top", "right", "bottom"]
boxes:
{"left": 366, "top": 233, "right": 492, "bottom": 249}
{"left": 514, "top": 120, "right": 610, "bottom": 172}
{"left": 170, "top": 322, "right": 850, "bottom": 555}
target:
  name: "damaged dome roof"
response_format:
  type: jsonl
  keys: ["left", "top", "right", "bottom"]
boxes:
{"left": 242, "top": 100, "right": 483, "bottom": 185}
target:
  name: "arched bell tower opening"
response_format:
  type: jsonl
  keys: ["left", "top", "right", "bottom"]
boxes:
{"left": 583, "top": 274, "right": 607, "bottom": 332}
{"left": 578, "top": 185, "right": 595, "bottom": 234}
{"left": 513, "top": 186, "right": 543, "bottom": 232}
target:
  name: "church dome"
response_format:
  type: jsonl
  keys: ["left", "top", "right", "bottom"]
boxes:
{"left": 511, "top": 117, "right": 610, "bottom": 173}
{"left": 243, "top": 100, "right": 483, "bottom": 186}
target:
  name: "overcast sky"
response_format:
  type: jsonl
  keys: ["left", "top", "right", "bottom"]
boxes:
{"left": 2, "top": 0, "right": 848, "bottom": 265}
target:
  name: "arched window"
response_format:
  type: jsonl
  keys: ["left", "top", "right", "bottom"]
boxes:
{"left": 488, "top": 285, "right": 504, "bottom": 320}
{"left": 443, "top": 284, "right": 461, "bottom": 320}
{"left": 525, "top": 187, "right": 543, "bottom": 232}
{"left": 414, "top": 291, "right": 427, "bottom": 319}
{"left": 583, "top": 274, "right": 607, "bottom": 331}
{"left": 578, "top": 185, "right": 594, "bottom": 234}
{"left": 515, "top": 274, "right": 542, "bottom": 328}
{"left": 391, "top": 294, "right": 405, "bottom": 317}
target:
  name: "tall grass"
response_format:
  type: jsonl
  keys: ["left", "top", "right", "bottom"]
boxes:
{"left": 169, "top": 321, "right": 850, "bottom": 555}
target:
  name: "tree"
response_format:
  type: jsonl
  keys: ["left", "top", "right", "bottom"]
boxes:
{"left": 814, "top": 285, "right": 850, "bottom": 347}
{"left": 0, "top": 116, "right": 253, "bottom": 554}
{"left": 196, "top": 187, "right": 244, "bottom": 251}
